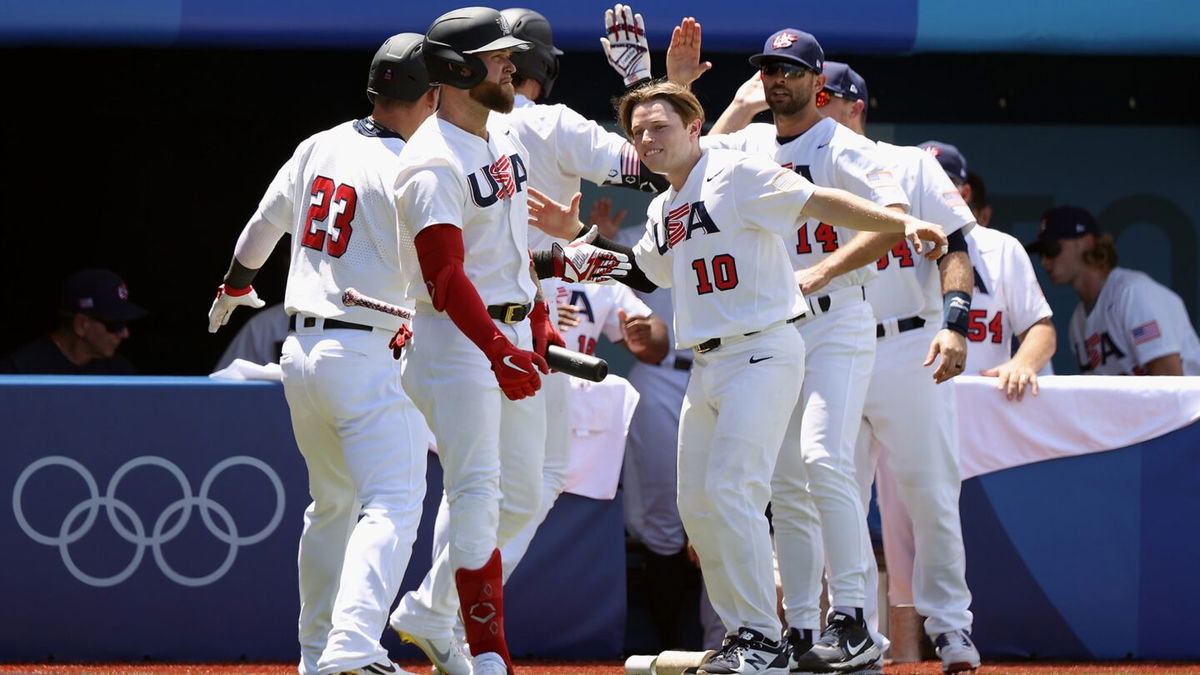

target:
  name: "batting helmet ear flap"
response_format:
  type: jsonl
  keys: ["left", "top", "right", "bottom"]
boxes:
{"left": 423, "top": 39, "right": 487, "bottom": 89}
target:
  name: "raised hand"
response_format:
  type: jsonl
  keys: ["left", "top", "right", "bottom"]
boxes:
{"left": 601, "top": 4, "right": 651, "bottom": 87}
{"left": 587, "top": 197, "right": 628, "bottom": 239}
{"left": 528, "top": 187, "right": 585, "bottom": 240}
{"left": 666, "top": 17, "right": 712, "bottom": 86}
{"left": 552, "top": 225, "right": 632, "bottom": 284}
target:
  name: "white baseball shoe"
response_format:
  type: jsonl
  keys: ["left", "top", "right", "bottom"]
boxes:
{"left": 333, "top": 661, "right": 416, "bottom": 675}
{"left": 933, "top": 630, "right": 981, "bottom": 674}
{"left": 470, "top": 652, "right": 507, "bottom": 675}
{"left": 390, "top": 617, "right": 472, "bottom": 675}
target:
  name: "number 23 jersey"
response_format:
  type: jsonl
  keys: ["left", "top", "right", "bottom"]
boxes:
{"left": 631, "top": 148, "right": 812, "bottom": 349}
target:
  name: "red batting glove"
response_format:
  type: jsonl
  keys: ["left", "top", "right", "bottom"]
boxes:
{"left": 481, "top": 336, "right": 549, "bottom": 401}
{"left": 529, "top": 301, "right": 566, "bottom": 359}
{"left": 388, "top": 324, "right": 413, "bottom": 360}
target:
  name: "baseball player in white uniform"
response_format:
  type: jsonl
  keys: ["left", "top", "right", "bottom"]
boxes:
{"left": 813, "top": 62, "right": 981, "bottom": 674}
{"left": 682, "top": 31, "right": 907, "bottom": 671}
{"left": 1026, "top": 205, "right": 1200, "bottom": 375}
{"left": 528, "top": 81, "right": 947, "bottom": 675}
{"left": 386, "top": 9, "right": 662, "bottom": 673}
{"left": 921, "top": 142, "right": 1056, "bottom": 393}
{"left": 206, "top": 34, "right": 438, "bottom": 675}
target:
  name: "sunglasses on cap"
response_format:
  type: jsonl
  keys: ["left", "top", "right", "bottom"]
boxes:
{"left": 759, "top": 62, "right": 811, "bottom": 79}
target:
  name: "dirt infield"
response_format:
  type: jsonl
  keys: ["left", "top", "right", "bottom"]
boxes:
{"left": 4, "top": 662, "right": 1200, "bottom": 675}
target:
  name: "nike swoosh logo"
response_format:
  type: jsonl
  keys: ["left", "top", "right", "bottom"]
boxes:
{"left": 502, "top": 355, "right": 529, "bottom": 373}
{"left": 847, "top": 638, "right": 868, "bottom": 654}
{"left": 817, "top": 142, "right": 830, "bottom": 149}
{"left": 749, "top": 355, "right": 773, "bottom": 364}
{"left": 363, "top": 662, "right": 398, "bottom": 674}
{"left": 705, "top": 168, "right": 726, "bottom": 182}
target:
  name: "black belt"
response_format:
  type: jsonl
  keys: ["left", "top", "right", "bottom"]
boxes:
{"left": 695, "top": 315, "right": 803, "bottom": 354}
{"left": 288, "top": 315, "right": 373, "bottom": 332}
{"left": 487, "top": 302, "right": 532, "bottom": 324}
{"left": 876, "top": 316, "right": 926, "bottom": 339}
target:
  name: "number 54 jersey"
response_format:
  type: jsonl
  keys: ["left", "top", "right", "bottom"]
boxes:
{"left": 631, "top": 148, "right": 812, "bottom": 349}
{"left": 256, "top": 119, "right": 409, "bottom": 331}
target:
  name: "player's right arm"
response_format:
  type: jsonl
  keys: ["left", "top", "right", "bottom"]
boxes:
{"left": 208, "top": 148, "right": 300, "bottom": 332}
{"left": 799, "top": 186, "right": 946, "bottom": 252}
{"left": 708, "top": 74, "right": 767, "bottom": 135}
{"left": 398, "top": 167, "right": 548, "bottom": 400}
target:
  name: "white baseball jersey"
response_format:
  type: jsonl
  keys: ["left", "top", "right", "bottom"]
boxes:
{"left": 394, "top": 114, "right": 537, "bottom": 309}
{"left": 257, "top": 119, "right": 412, "bottom": 330}
{"left": 1068, "top": 267, "right": 1200, "bottom": 375}
{"left": 864, "top": 142, "right": 976, "bottom": 323}
{"left": 505, "top": 94, "right": 641, "bottom": 251}
{"left": 962, "top": 226, "right": 1054, "bottom": 374}
{"left": 704, "top": 117, "right": 908, "bottom": 289}
{"left": 541, "top": 278, "right": 652, "bottom": 356}
{"left": 631, "top": 148, "right": 811, "bottom": 349}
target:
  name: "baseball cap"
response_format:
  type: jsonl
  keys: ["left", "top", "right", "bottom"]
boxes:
{"left": 1025, "top": 205, "right": 1101, "bottom": 255}
{"left": 60, "top": 268, "right": 148, "bottom": 321}
{"left": 919, "top": 140, "right": 968, "bottom": 185}
{"left": 822, "top": 61, "right": 867, "bottom": 102}
{"left": 748, "top": 28, "right": 824, "bottom": 73}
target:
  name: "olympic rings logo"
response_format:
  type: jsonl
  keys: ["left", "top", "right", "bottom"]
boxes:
{"left": 12, "top": 455, "right": 285, "bottom": 588}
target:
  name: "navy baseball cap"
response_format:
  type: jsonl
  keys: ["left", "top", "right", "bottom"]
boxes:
{"left": 1025, "top": 206, "right": 1101, "bottom": 255}
{"left": 919, "top": 140, "right": 968, "bottom": 185}
{"left": 749, "top": 28, "right": 824, "bottom": 72}
{"left": 822, "top": 61, "right": 867, "bottom": 102}
{"left": 60, "top": 268, "right": 148, "bottom": 321}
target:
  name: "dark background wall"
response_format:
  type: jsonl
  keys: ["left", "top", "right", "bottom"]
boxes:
{"left": 1, "top": 47, "right": 1196, "bottom": 374}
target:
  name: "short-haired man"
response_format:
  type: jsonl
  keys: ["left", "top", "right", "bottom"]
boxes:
{"left": 529, "top": 80, "right": 947, "bottom": 675}
{"left": 1027, "top": 205, "right": 1200, "bottom": 375}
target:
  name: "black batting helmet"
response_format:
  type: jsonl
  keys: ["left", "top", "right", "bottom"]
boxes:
{"left": 367, "top": 33, "right": 432, "bottom": 104}
{"left": 424, "top": 6, "right": 532, "bottom": 89}
{"left": 500, "top": 8, "right": 563, "bottom": 101}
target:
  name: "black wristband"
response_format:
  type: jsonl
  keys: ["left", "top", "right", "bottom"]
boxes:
{"left": 942, "top": 290, "right": 971, "bottom": 336}
{"left": 223, "top": 257, "right": 259, "bottom": 290}
{"left": 531, "top": 250, "right": 556, "bottom": 279}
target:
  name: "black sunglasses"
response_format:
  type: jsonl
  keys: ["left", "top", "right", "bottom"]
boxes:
{"left": 759, "top": 62, "right": 811, "bottom": 79}
{"left": 90, "top": 316, "right": 127, "bottom": 333}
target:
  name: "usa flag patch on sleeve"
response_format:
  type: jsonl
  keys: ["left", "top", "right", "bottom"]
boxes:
{"left": 867, "top": 169, "right": 896, "bottom": 187}
{"left": 1133, "top": 320, "right": 1162, "bottom": 344}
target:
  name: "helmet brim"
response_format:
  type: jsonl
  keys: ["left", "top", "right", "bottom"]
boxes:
{"left": 462, "top": 35, "right": 532, "bottom": 54}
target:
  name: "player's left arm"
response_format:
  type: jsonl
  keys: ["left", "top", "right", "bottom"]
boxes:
{"left": 924, "top": 244, "right": 971, "bottom": 383}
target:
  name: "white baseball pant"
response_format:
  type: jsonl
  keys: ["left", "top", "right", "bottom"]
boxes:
{"left": 771, "top": 299, "right": 876, "bottom": 632}
{"left": 390, "top": 311, "right": 547, "bottom": 637}
{"left": 281, "top": 325, "right": 429, "bottom": 675}
{"left": 677, "top": 323, "right": 804, "bottom": 637}
{"left": 857, "top": 324, "right": 973, "bottom": 637}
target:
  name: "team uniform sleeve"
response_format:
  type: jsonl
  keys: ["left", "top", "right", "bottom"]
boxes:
{"left": 1002, "top": 237, "right": 1053, "bottom": 335}
{"left": 911, "top": 151, "right": 975, "bottom": 235}
{"left": 395, "top": 163, "right": 466, "bottom": 234}
{"left": 1116, "top": 280, "right": 1190, "bottom": 367}
{"left": 730, "top": 156, "right": 817, "bottom": 239}
{"left": 549, "top": 105, "right": 640, "bottom": 188}
{"left": 631, "top": 203, "right": 673, "bottom": 288}
{"left": 257, "top": 142, "right": 307, "bottom": 234}
{"left": 831, "top": 142, "right": 909, "bottom": 210}
{"left": 602, "top": 285, "right": 654, "bottom": 342}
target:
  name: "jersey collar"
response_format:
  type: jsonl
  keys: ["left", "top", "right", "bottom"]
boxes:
{"left": 354, "top": 117, "right": 405, "bottom": 140}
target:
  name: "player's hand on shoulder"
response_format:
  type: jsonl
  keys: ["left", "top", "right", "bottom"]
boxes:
{"left": 904, "top": 219, "right": 948, "bottom": 259}
{"left": 924, "top": 328, "right": 967, "bottom": 384}
{"left": 553, "top": 225, "right": 632, "bottom": 284}
{"left": 529, "top": 188, "right": 586, "bottom": 240}
{"left": 666, "top": 16, "right": 712, "bottom": 86}
{"left": 601, "top": 4, "right": 651, "bottom": 87}
{"left": 980, "top": 359, "right": 1040, "bottom": 401}
{"left": 207, "top": 284, "right": 266, "bottom": 333}
{"left": 482, "top": 337, "right": 548, "bottom": 401}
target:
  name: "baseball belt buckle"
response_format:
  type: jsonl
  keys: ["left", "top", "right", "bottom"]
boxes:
{"left": 504, "top": 304, "right": 523, "bottom": 324}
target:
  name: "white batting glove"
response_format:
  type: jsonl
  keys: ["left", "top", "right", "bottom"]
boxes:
{"left": 601, "top": 4, "right": 651, "bottom": 87}
{"left": 208, "top": 284, "right": 266, "bottom": 333}
{"left": 552, "top": 225, "right": 632, "bottom": 284}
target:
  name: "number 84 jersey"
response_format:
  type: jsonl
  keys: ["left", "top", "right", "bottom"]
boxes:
{"left": 631, "top": 148, "right": 812, "bottom": 349}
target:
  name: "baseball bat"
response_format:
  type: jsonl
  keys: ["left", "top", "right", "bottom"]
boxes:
{"left": 341, "top": 287, "right": 609, "bottom": 382}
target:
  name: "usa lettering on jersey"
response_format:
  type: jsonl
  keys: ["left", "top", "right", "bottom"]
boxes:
{"left": 655, "top": 201, "right": 719, "bottom": 254}
{"left": 468, "top": 153, "right": 528, "bottom": 207}
{"left": 1078, "top": 331, "right": 1126, "bottom": 372}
